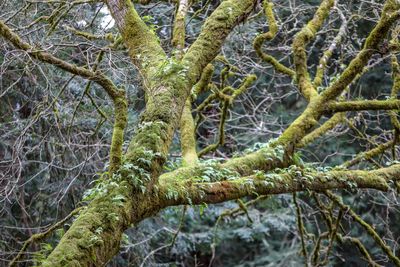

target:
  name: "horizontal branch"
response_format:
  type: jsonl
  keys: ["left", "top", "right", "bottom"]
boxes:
{"left": 160, "top": 141, "right": 289, "bottom": 187}
{"left": 161, "top": 164, "right": 400, "bottom": 206}
{"left": 326, "top": 99, "right": 400, "bottom": 112}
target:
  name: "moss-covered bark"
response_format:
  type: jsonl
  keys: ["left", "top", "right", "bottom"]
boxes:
{"left": 292, "top": 0, "right": 334, "bottom": 100}
{"left": 298, "top": 112, "right": 345, "bottom": 148}
{"left": 180, "top": 99, "right": 199, "bottom": 166}
{"left": 106, "top": 0, "right": 167, "bottom": 85}
{"left": 182, "top": 0, "right": 256, "bottom": 84}
{"left": 161, "top": 164, "right": 400, "bottom": 206}
{"left": 42, "top": 183, "right": 133, "bottom": 266}
{"left": 322, "top": 4, "right": 400, "bottom": 100}
{"left": 253, "top": 0, "right": 295, "bottom": 77}
{"left": 327, "top": 99, "right": 400, "bottom": 112}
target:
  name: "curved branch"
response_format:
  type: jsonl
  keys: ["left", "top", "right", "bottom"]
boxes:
{"left": 198, "top": 74, "right": 257, "bottom": 157}
{"left": 292, "top": 0, "right": 334, "bottom": 100}
{"left": 253, "top": 0, "right": 295, "bottom": 77}
{"left": 0, "top": 19, "right": 127, "bottom": 172}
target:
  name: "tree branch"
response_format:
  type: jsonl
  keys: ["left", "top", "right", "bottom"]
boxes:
{"left": 292, "top": 0, "right": 334, "bottom": 101}
{"left": 321, "top": 3, "right": 400, "bottom": 101}
{"left": 161, "top": 164, "right": 400, "bottom": 206}
{"left": 253, "top": 0, "right": 295, "bottom": 77}
{"left": 298, "top": 112, "right": 346, "bottom": 148}
{"left": 182, "top": 0, "right": 257, "bottom": 84}
{"left": 327, "top": 192, "right": 400, "bottom": 266}
{"left": 105, "top": 0, "right": 167, "bottom": 83}
{"left": 313, "top": 6, "right": 348, "bottom": 87}
{"left": 326, "top": 99, "right": 400, "bottom": 112}
{"left": 0, "top": 19, "right": 127, "bottom": 172}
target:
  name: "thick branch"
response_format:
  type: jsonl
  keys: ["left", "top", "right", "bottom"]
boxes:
{"left": 172, "top": 0, "right": 199, "bottom": 166}
{"left": 390, "top": 28, "right": 400, "bottom": 132}
{"left": 172, "top": 0, "right": 190, "bottom": 52}
{"left": 105, "top": 0, "right": 167, "bottom": 84}
{"left": 162, "top": 164, "right": 400, "bottom": 205}
{"left": 180, "top": 99, "right": 199, "bottom": 166}
{"left": 326, "top": 99, "right": 400, "bottom": 112}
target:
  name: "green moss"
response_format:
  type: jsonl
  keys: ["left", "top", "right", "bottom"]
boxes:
{"left": 109, "top": 93, "right": 128, "bottom": 174}
{"left": 180, "top": 100, "right": 199, "bottom": 167}
{"left": 298, "top": 112, "right": 345, "bottom": 148}
{"left": 193, "top": 63, "right": 214, "bottom": 96}
{"left": 106, "top": 0, "right": 166, "bottom": 84}
{"left": 253, "top": 0, "right": 295, "bottom": 77}
{"left": 292, "top": 0, "right": 334, "bottom": 100}
{"left": 322, "top": 2, "right": 400, "bottom": 101}
{"left": 182, "top": 0, "right": 256, "bottom": 84}
{"left": 277, "top": 97, "right": 323, "bottom": 149}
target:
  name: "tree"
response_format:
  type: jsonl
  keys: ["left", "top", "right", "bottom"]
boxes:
{"left": 1, "top": 0, "right": 400, "bottom": 266}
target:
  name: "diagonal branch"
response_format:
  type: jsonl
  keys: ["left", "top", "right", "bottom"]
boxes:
{"left": 321, "top": 4, "right": 400, "bottom": 101}
{"left": 105, "top": 0, "right": 167, "bottom": 84}
{"left": 0, "top": 19, "right": 127, "bottom": 172}
{"left": 327, "top": 192, "right": 400, "bottom": 266}
{"left": 298, "top": 112, "right": 346, "bottom": 148}
{"left": 0, "top": 20, "right": 121, "bottom": 100}
{"left": 182, "top": 0, "right": 257, "bottom": 84}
